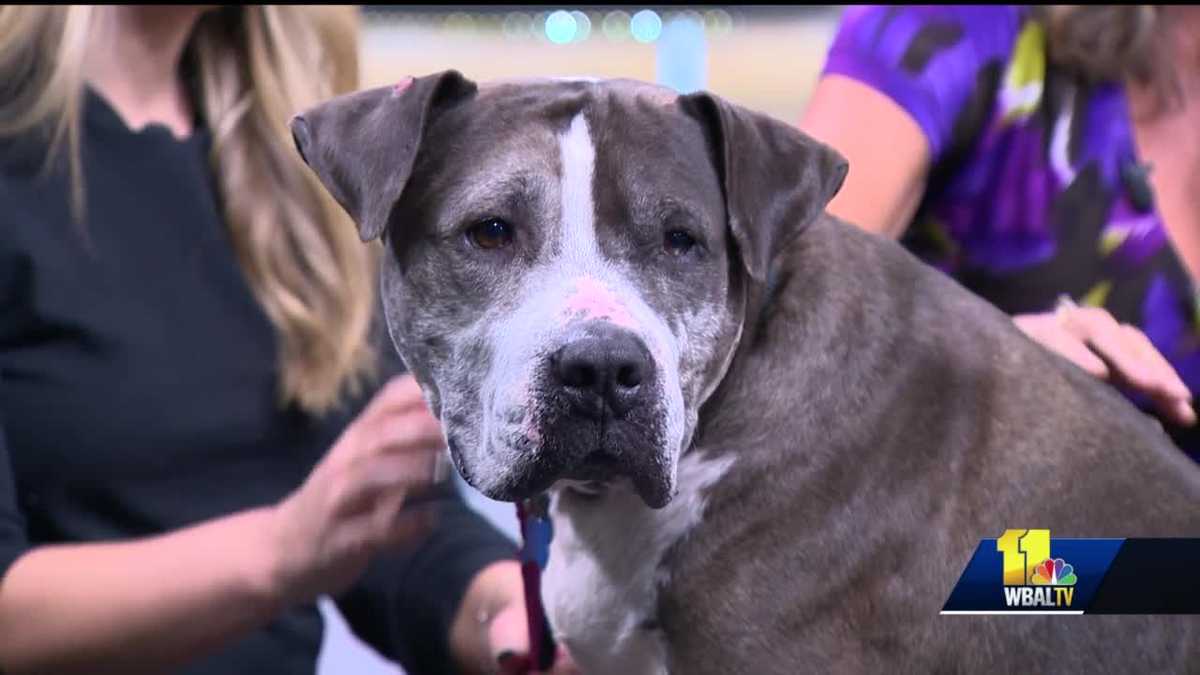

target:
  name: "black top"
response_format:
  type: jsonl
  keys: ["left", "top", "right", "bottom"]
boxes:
{"left": 0, "top": 89, "right": 516, "bottom": 674}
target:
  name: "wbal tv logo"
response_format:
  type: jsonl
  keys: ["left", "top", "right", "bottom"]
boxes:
{"left": 944, "top": 531, "right": 1198, "bottom": 614}
{"left": 997, "top": 529, "right": 1077, "bottom": 608}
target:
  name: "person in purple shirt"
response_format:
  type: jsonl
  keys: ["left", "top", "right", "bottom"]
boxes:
{"left": 802, "top": 5, "right": 1200, "bottom": 461}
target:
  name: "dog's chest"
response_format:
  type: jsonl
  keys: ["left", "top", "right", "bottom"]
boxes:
{"left": 541, "top": 452, "right": 734, "bottom": 674}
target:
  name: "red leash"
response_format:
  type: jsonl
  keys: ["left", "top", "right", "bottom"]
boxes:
{"left": 500, "top": 495, "right": 557, "bottom": 674}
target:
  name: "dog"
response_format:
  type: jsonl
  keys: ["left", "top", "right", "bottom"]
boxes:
{"left": 291, "top": 71, "right": 1200, "bottom": 674}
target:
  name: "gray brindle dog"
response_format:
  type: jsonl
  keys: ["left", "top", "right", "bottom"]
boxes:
{"left": 291, "top": 71, "right": 1199, "bottom": 674}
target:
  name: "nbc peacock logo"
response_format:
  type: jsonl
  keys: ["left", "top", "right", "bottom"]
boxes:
{"left": 997, "top": 529, "right": 1077, "bottom": 608}
{"left": 1031, "top": 557, "right": 1077, "bottom": 586}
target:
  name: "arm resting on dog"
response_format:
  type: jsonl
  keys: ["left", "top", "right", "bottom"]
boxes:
{"left": 799, "top": 5, "right": 1195, "bottom": 429}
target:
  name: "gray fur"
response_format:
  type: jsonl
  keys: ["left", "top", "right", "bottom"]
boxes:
{"left": 293, "top": 71, "right": 1200, "bottom": 673}
{"left": 662, "top": 215, "right": 1200, "bottom": 673}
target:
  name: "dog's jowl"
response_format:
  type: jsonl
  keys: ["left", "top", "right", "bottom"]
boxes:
{"left": 293, "top": 71, "right": 1199, "bottom": 674}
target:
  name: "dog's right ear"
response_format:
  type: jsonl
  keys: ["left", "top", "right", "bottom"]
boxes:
{"left": 290, "top": 70, "right": 478, "bottom": 242}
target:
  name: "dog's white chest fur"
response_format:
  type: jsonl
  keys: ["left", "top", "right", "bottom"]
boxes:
{"left": 541, "top": 451, "right": 734, "bottom": 674}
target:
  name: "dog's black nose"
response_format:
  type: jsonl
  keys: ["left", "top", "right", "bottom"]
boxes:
{"left": 552, "top": 325, "right": 653, "bottom": 418}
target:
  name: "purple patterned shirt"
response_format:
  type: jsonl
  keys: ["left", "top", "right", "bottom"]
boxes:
{"left": 823, "top": 5, "right": 1200, "bottom": 461}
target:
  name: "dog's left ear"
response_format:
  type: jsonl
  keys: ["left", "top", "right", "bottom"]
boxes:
{"left": 679, "top": 91, "right": 848, "bottom": 282}
{"left": 290, "top": 70, "right": 478, "bottom": 242}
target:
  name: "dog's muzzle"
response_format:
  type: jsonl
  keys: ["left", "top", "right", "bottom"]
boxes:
{"left": 516, "top": 321, "right": 674, "bottom": 507}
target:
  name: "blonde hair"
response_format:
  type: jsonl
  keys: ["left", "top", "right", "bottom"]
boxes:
{"left": 0, "top": 5, "right": 377, "bottom": 414}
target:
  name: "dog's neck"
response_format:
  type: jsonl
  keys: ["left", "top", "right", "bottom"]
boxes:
{"left": 692, "top": 217, "right": 895, "bottom": 480}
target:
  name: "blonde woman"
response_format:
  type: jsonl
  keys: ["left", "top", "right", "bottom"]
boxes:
{"left": 0, "top": 6, "right": 571, "bottom": 674}
{"left": 802, "top": 5, "right": 1200, "bottom": 461}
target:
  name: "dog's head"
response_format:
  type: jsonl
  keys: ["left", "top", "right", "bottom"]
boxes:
{"left": 291, "top": 71, "right": 846, "bottom": 508}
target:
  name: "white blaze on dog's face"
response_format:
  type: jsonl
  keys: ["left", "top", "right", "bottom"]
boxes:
{"left": 370, "top": 79, "right": 744, "bottom": 509}
{"left": 475, "top": 114, "right": 690, "bottom": 506}
{"left": 293, "top": 73, "right": 851, "bottom": 509}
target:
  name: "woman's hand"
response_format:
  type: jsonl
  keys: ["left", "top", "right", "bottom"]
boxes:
{"left": 451, "top": 561, "right": 581, "bottom": 675}
{"left": 489, "top": 600, "right": 579, "bottom": 675}
{"left": 264, "top": 374, "right": 447, "bottom": 607}
{"left": 1014, "top": 303, "right": 1196, "bottom": 427}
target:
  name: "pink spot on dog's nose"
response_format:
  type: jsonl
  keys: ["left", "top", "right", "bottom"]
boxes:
{"left": 392, "top": 77, "right": 414, "bottom": 96}
{"left": 563, "top": 277, "right": 637, "bottom": 329}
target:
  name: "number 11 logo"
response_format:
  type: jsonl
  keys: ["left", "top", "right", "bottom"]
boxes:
{"left": 997, "top": 529, "right": 1051, "bottom": 585}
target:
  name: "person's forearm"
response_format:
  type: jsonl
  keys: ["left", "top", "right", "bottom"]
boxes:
{"left": 0, "top": 506, "right": 283, "bottom": 675}
{"left": 799, "top": 74, "right": 931, "bottom": 238}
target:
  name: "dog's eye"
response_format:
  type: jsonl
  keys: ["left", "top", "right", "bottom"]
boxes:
{"left": 664, "top": 229, "right": 697, "bottom": 256}
{"left": 467, "top": 218, "right": 513, "bottom": 250}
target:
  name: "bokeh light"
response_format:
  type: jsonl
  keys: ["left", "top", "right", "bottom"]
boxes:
{"left": 502, "top": 12, "right": 534, "bottom": 41}
{"left": 533, "top": 11, "right": 552, "bottom": 42}
{"left": 545, "top": 10, "right": 577, "bottom": 45}
{"left": 630, "top": 9, "right": 663, "bottom": 43}
{"left": 602, "top": 10, "right": 631, "bottom": 41}
{"left": 443, "top": 11, "right": 476, "bottom": 35}
{"left": 703, "top": 9, "right": 734, "bottom": 36}
{"left": 570, "top": 10, "right": 592, "bottom": 42}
